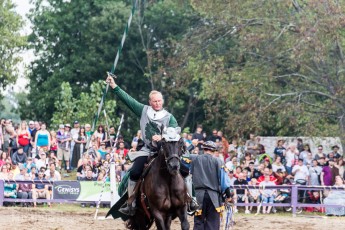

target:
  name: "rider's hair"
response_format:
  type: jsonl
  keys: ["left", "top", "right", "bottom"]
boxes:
{"left": 149, "top": 90, "right": 163, "bottom": 101}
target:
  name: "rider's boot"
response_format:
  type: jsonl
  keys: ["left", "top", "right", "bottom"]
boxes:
{"left": 185, "top": 175, "right": 200, "bottom": 214}
{"left": 119, "top": 179, "right": 137, "bottom": 216}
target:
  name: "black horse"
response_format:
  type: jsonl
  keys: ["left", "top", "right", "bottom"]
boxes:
{"left": 108, "top": 136, "right": 190, "bottom": 230}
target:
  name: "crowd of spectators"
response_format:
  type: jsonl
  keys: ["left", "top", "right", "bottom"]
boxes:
{"left": 0, "top": 118, "right": 344, "bottom": 214}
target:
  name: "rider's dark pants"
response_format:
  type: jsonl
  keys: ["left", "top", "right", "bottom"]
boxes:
{"left": 129, "top": 155, "right": 190, "bottom": 181}
{"left": 129, "top": 156, "right": 148, "bottom": 181}
{"left": 193, "top": 191, "right": 220, "bottom": 230}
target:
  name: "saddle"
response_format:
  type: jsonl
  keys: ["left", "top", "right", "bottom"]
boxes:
{"left": 127, "top": 157, "right": 156, "bottom": 219}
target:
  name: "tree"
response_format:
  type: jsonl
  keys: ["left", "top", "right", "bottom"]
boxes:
{"left": 0, "top": 0, "right": 26, "bottom": 92}
{"left": 51, "top": 81, "right": 118, "bottom": 129}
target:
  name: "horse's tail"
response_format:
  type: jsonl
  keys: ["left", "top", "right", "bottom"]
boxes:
{"left": 126, "top": 208, "right": 153, "bottom": 230}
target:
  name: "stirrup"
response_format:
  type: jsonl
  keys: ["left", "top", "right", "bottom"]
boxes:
{"left": 119, "top": 202, "right": 136, "bottom": 216}
{"left": 187, "top": 197, "right": 200, "bottom": 215}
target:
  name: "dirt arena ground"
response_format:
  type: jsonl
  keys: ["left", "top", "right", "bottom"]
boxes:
{"left": 0, "top": 207, "right": 344, "bottom": 230}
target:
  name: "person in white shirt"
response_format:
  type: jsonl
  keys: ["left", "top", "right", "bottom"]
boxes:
{"left": 285, "top": 144, "right": 299, "bottom": 175}
{"left": 292, "top": 159, "right": 309, "bottom": 184}
{"left": 259, "top": 176, "right": 277, "bottom": 214}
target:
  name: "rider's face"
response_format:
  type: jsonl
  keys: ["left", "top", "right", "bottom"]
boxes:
{"left": 149, "top": 93, "right": 164, "bottom": 111}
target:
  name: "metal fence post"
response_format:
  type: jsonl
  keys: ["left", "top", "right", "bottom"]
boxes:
{"left": 291, "top": 185, "right": 298, "bottom": 217}
{"left": 0, "top": 180, "right": 4, "bottom": 206}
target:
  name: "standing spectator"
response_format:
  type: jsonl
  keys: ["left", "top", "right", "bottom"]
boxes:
{"left": 285, "top": 144, "right": 299, "bottom": 175}
{"left": 11, "top": 146, "right": 27, "bottom": 165}
{"left": 17, "top": 172, "right": 33, "bottom": 207}
{"left": 57, "top": 124, "right": 72, "bottom": 173}
{"left": 297, "top": 138, "right": 304, "bottom": 153}
{"left": 106, "top": 126, "right": 116, "bottom": 147}
{"left": 85, "top": 124, "right": 92, "bottom": 140}
{"left": 217, "top": 131, "right": 229, "bottom": 158}
{"left": 259, "top": 175, "right": 277, "bottom": 214}
{"left": 50, "top": 130, "right": 58, "bottom": 155}
{"left": 314, "top": 145, "right": 326, "bottom": 162}
{"left": 0, "top": 119, "right": 3, "bottom": 152}
{"left": 233, "top": 172, "right": 250, "bottom": 214}
{"left": 192, "top": 125, "right": 205, "bottom": 150}
{"left": 116, "top": 135, "right": 130, "bottom": 149}
{"left": 320, "top": 159, "right": 331, "bottom": 186}
{"left": 32, "top": 171, "right": 51, "bottom": 207}
{"left": 34, "top": 122, "right": 51, "bottom": 150}
{"left": 327, "top": 145, "right": 342, "bottom": 161}
{"left": 304, "top": 152, "right": 313, "bottom": 166}
{"left": 7, "top": 125, "right": 17, "bottom": 157}
{"left": 93, "top": 125, "right": 107, "bottom": 149}
{"left": 208, "top": 129, "right": 221, "bottom": 143}
{"left": 273, "top": 140, "right": 286, "bottom": 163}
{"left": 328, "top": 159, "right": 340, "bottom": 185}
{"left": 292, "top": 159, "right": 309, "bottom": 184}
{"left": 17, "top": 121, "right": 31, "bottom": 154}
{"left": 228, "top": 138, "right": 242, "bottom": 161}
{"left": 0, "top": 150, "right": 7, "bottom": 167}
{"left": 71, "top": 127, "right": 87, "bottom": 169}
{"left": 272, "top": 156, "right": 286, "bottom": 173}
{"left": 309, "top": 159, "right": 322, "bottom": 186}
{"left": 70, "top": 121, "right": 80, "bottom": 168}
{"left": 299, "top": 144, "right": 311, "bottom": 162}
{"left": 30, "top": 121, "right": 41, "bottom": 149}
{"left": 97, "top": 143, "right": 107, "bottom": 161}
{"left": 131, "top": 130, "right": 141, "bottom": 145}
{"left": 245, "top": 133, "right": 260, "bottom": 157}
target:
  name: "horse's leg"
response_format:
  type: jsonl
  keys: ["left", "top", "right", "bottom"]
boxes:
{"left": 177, "top": 206, "right": 190, "bottom": 230}
{"left": 165, "top": 215, "right": 172, "bottom": 230}
{"left": 152, "top": 210, "right": 167, "bottom": 230}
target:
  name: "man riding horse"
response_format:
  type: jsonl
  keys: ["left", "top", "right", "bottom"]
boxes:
{"left": 106, "top": 75, "right": 198, "bottom": 216}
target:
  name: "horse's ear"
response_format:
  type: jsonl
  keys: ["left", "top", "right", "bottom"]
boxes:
{"left": 175, "top": 127, "right": 181, "bottom": 135}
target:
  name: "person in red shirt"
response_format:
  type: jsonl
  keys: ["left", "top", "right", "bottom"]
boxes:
{"left": 17, "top": 121, "right": 31, "bottom": 154}
{"left": 115, "top": 142, "right": 129, "bottom": 159}
{"left": 257, "top": 167, "right": 277, "bottom": 184}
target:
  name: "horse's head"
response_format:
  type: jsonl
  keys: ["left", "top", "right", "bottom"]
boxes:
{"left": 161, "top": 127, "right": 185, "bottom": 175}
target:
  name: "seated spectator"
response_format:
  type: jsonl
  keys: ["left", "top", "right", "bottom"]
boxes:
{"left": 259, "top": 175, "right": 277, "bottom": 214}
{"left": 32, "top": 171, "right": 51, "bottom": 207}
{"left": 241, "top": 152, "right": 253, "bottom": 168}
{"left": 0, "top": 150, "right": 7, "bottom": 167}
{"left": 324, "top": 175, "right": 345, "bottom": 216}
{"left": 327, "top": 145, "right": 342, "bottom": 161}
{"left": 299, "top": 144, "right": 311, "bottom": 162}
{"left": 234, "top": 166, "right": 242, "bottom": 178}
{"left": 11, "top": 146, "right": 27, "bottom": 165}
{"left": 45, "top": 162, "right": 61, "bottom": 181}
{"left": 15, "top": 165, "right": 27, "bottom": 180}
{"left": 97, "top": 142, "right": 107, "bottom": 161}
{"left": 248, "top": 178, "right": 260, "bottom": 214}
{"left": 242, "top": 168, "right": 252, "bottom": 182}
{"left": 17, "top": 173, "right": 33, "bottom": 207}
{"left": 35, "top": 149, "right": 48, "bottom": 171}
{"left": 4, "top": 172, "right": 17, "bottom": 203}
{"left": 47, "top": 150, "right": 59, "bottom": 169}
{"left": 292, "top": 159, "right": 309, "bottom": 184}
{"left": 309, "top": 159, "right": 322, "bottom": 186}
{"left": 252, "top": 163, "right": 264, "bottom": 179}
{"left": 10, "top": 164, "right": 20, "bottom": 178}
{"left": 233, "top": 172, "right": 250, "bottom": 214}
{"left": 116, "top": 142, "right": 129, "bottom": 159}
{"left": 97, "top": 169, "right": 108, "bottom": 181}
{"left": 0, "top": 165, "right": 9, "bottom": 179}
{"left": 272, "top": 156, "right": 286, "bottom": 173}
{"left": 30, "top": 166, "right": 37, "bottom": 179}
{"left": 77, "top": 163, "right": 93, "bottom": 180}
{"left": 82, "top": 169, "right": 96, "bottom": 181}
{"left": 23, "top": 157, "right": 36, "bottom": 173}
{"left": 257, "top": 167, "right": 277, "bottom": 184}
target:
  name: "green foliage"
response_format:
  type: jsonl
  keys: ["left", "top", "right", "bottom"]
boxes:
{"left": 51, "top": 81, "right": 118, "bottom": 129}
{"left": 0, "top": 0, "right": 26, "bottom": 91}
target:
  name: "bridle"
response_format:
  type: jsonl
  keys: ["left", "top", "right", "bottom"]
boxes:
{"left": 160, "top": 138, "right": 184, "bottom": 167}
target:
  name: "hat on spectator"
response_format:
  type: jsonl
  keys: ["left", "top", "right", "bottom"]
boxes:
{"left": 59, "top": 124, "right": 64, "bottom": 129}
{"left": 332, "top": 145, "right": 339, "bottom": 150}
{"left": 202, "top": 141, "right": 217, "bottom": 151}
{"left": 29, "top": 121, "right": 34, "bottom": 125}
{"left": 74, "top": 120, "right": 79, "bottom": 124}
{"left": 65, "top": 124, "right": 71, "bottom": 128}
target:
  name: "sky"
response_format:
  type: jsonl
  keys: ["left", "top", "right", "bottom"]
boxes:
{"left": 11, "top": 0, "right": 34, "bottom": 92}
